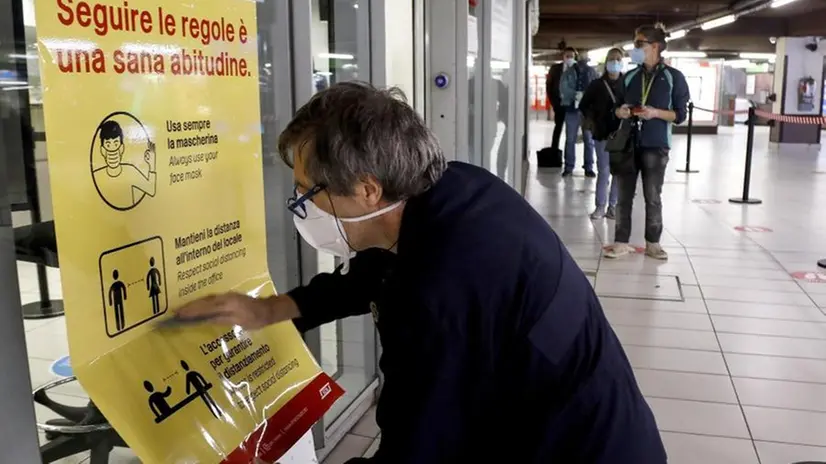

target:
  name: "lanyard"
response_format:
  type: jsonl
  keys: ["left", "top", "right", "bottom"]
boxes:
{"left": 641, "top": 68, "right": 659, "bottom": 106}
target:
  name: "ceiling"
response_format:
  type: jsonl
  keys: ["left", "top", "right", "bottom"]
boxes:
{"left": 535, "top": 0, "right": 826, "bottom": 59}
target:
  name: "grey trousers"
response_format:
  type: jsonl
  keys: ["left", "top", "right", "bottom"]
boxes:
{"left": 613, "top": 148, "right": 669, "bottom": 244}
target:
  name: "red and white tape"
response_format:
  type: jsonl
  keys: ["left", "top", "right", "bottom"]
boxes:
{"left": 693, "top": 106, "right": 749, "bottom": 116}
{"left": 754, "top": 109, "right": 826, "bottom": 125}
{"left": 692, "top": 106, "right": 826, "bottom": 125}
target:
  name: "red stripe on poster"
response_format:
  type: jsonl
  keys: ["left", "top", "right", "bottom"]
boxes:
{"left": 222, "top": 373, "right": 344, "bottom": 464}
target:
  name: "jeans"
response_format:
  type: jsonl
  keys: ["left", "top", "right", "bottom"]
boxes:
{"left": 564, "top": 110, "right": 594, "bottom": 173}
{"left": 614, "top": 149, "right": 669, "bottom": 244}
{"left": 551, "top": 106, "right": 565, "bottom": 151}
{"left": 594, "top": 140, "right": 618, "bottom": 208}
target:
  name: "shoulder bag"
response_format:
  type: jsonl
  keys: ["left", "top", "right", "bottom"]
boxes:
{"left": 603, "top": 79, "right": 635, "bottom": 173}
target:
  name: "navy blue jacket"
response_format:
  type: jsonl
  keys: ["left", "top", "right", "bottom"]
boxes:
{"left": 289, "top": 162, "right": 666, "bottom": 463}
{"left": 616, "top": 62, "right": 691, "bottom": 149}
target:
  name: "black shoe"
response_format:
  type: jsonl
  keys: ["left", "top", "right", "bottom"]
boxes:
{"left": 561, "top": 170, "right": 573, "bottom": 177}
{"left": 584, "top": 170, "right": 597, "bottom": 178}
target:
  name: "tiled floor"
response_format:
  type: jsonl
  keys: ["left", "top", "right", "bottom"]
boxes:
{"left": 525, "top": 119, "right": 826, "bottom": 463}
{"left": 321, "top": 405, "right": 381, "bottom": 464}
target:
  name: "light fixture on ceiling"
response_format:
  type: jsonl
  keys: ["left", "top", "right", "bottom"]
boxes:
{"left": 662, "top": 51, "right": 707, "bottom": 58}
{"left": 771, "top": 0, "right": 800, "bottom": 7}
{"left": 700, "top": 14, "right": 736, "bottom": 31}
{"left": 725, "top": 59, "right": 752, "bottom": 68}
{"left": 318, "top": 53, "right": 354, "bottom": 60}
{"left": 666, "top": 29, "right": 687, "bottom": 41}
{"left": 622, "top": 43, "right": 634, "bottom": 51}
{"left": 739, "top": 52, "right": 775, "bottom": 61}
{"left": 587, "top": 47, "right": 613, "bottom": 62}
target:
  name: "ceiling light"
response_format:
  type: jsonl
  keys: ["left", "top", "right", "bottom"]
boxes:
{"left": 666, "top": 30, "right": 687, "bottom": 41}
{"left": 662, "top": 51, "right": 707, "bottom": 58}
{"left": 739, "top": 52, "right": 775, "bottom": 60}
{"left": 726, "top": 59, "right": 752, "bottom": 68}
{"left": 622, "top": 43, "right": 634, "bottom": 51}
{"left": 771, "top": 0, "right": 800, "bottom": 7}
{"left": 318, "top": 53, "right": 354, "bottom": 60}
{"left": 701, "top": 14, "right": 736, "bottom": 30}
{"left": 588, "top": 47, "right": 612, "bottom": 62}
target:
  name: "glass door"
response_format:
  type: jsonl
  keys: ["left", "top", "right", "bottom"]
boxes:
{"left": 293, "top": 0, "right": 380, "bottom": 455}
{"left": 0, "top": 0, "right": 310, "bottom": 461}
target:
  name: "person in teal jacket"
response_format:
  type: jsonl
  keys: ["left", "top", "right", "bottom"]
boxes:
{"left": 604, "top": 24, "right": 690, "bottom": 261}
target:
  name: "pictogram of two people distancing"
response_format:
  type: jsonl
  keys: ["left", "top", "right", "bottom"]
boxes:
{"left": 144, "top": 360, "right": 221, "bottom": 424}
{"left": 99, "top": 236, "right": 168, "bottom": 337}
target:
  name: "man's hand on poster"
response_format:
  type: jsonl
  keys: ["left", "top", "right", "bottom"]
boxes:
{"left": 173, "top": 293, "right": 300, "bottom": 330}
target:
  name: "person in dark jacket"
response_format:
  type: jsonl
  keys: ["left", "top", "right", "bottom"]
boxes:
{"left": 605, "top": 24, "right": 690, "bottom": 261}
{"left": 579, "top": 47, "right": 624, "bottom": 220}
{"left": 545, "top": 61, "right": 565, "bottom": 155}
{"left": 175, "top": 81, "right": 667, "bottom": 464}
{"left": 559, "top": 48, "right": 597, "bottom": 177}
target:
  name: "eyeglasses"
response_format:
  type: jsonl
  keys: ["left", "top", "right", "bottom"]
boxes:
{"left": 286, "top": 184, "right": 325, "bottom": 219}
{"left": 634, "top": 40, "right": 652, "bottom": 48}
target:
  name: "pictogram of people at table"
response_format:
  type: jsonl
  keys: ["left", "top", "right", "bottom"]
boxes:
{"left": 145, "top": 360, "right": 222, "bottom": 424}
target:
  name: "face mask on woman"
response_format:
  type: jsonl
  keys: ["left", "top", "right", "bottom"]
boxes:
{"left": 564, "top": 58, "right": 575, "bottom": 67}
{"left": 606, "top": 60, "right": 623, "bottom": 74}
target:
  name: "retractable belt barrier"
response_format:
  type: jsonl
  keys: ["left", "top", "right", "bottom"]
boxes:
{"left": 692, "top": 106, "right": 750, "bottom": 116}
{"left": 694, "top": 105, "right": 826, "bottom": 124}
{"left": 754, "top": 109, "right": 826, "bottom": 125}
{"left": 682, "top": 103, "right": 825, "bottom": 205}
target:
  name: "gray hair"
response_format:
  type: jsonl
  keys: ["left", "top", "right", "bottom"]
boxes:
{"left": 277, "top": 81, "right": 447, "bottom": 202}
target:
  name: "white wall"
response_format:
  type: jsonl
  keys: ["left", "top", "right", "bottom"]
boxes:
{"left": 383, "top": 0, "right": 415, "bottom": 100}
{"left": 775, "top": 37, "right": 826, "bottom": 115}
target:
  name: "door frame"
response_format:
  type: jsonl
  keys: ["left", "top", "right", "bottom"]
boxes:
{"left": 289, "top": 0, "right": 381, "bottom": 457}
{"left": 0, "top": 0, "right": 43, "bottom": 460}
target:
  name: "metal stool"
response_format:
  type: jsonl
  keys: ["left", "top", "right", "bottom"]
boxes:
{"left": 34, "top": 376, "right": 128, "bottom": 463}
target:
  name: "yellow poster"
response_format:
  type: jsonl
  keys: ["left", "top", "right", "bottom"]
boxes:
{"left": 35, "top": 1, "right": 342, "bottom": 462}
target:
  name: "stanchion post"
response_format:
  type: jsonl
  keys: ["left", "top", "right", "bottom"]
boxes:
{"left": 677, "top": 101, "right": 698, "bottom": 173}
{"left": 729, "top": 106, "right": 762, "bottom": 205}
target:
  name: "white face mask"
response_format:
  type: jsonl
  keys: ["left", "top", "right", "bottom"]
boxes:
{"left": 293, "top": 199, "right": 403, "bottom": 273}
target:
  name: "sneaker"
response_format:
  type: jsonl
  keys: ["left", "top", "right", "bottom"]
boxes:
{"left": 605, "top": 205, "right": 616, "bottom": 220}
{"left": 590, "top": 207, "right": 606, "bottom": 220}
{"left": 584, "top": 170, "right": 597, "bottom": 178}
{"left": 561, "top": 170, "right": 573, "bottom": 177}
{"left": 603, "top": 243, "right": 632, "bottom": 259}
{"left": 645, "top": 242, "right": 668, "bottom": 260}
